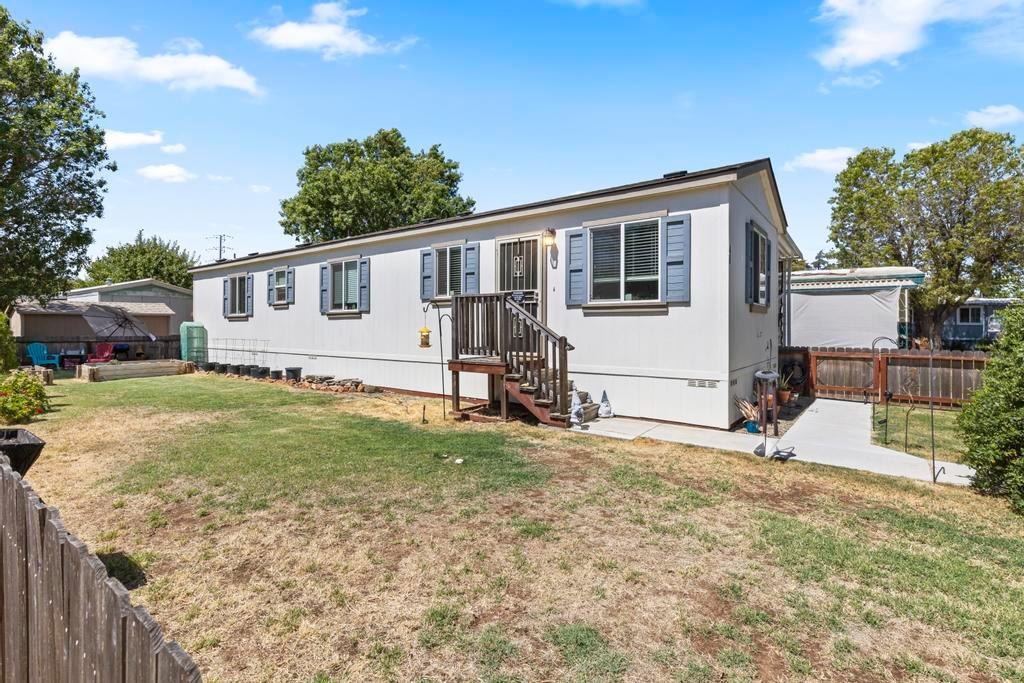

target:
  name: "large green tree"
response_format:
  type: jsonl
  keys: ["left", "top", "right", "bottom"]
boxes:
{"left": 82, "top": 230, "right": 198, "bottom": 290}
{"left": 0, "top": 7, "right": 114, "bottom": 312}
{"left": 279, "top": 128, "right": 475, "bottom": 243}
{"left": 827, "top": 128, "right": 1024, "bottom": 347}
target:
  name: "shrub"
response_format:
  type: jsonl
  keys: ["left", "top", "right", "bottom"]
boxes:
{"left": 958, "top": 304, "right": 1024, "bottom": 512}
{"left": 0, "top": 371, "right": 50, "bottom": 424}
{"left": 0, "top": 313, "right": 16, "bottom": 372}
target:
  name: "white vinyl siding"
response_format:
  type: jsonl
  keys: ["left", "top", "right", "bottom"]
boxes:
{"left": 330, "top": 260, "right": 359, "bottom": 311}
{"left": 434, "top": 246, "right": 462, "bottom": 297}
{"left": 590, "top": 219, "right": 660, "bottom": 302}
{"left": 228, "top": 274, "right": 246, "bottom": 315}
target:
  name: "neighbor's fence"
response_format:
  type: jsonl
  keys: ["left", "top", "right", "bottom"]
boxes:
{"left": 15, "top": 336, "right": 181, "bottom": 364}
{"left": 781, "top": 346, "right": 990, "bottom": 406}
{"left": 0, "top": 457, "right": 201, "bottom": 681}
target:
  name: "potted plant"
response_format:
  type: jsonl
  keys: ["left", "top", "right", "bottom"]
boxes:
{"left": 734, "top": 397, "right": 760, "bottom": 433}
{"left": 778, "top": 372, "right": 793, "bottom": 404}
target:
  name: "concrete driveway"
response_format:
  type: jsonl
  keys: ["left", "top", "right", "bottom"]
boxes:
{"left": 572, "top": 399, "right": 974, "bottom": 486}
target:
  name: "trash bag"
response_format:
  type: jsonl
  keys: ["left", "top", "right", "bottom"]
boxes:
{"left": 598, "top": 390, "right": 614, "bottom": 418}
{"left": 569, "top": 390, "right": 583, "bottom": 426}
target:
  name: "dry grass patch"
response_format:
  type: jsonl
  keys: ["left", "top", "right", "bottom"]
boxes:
{"left": 22, "top": 374, "right": 1024, "bottom": 682}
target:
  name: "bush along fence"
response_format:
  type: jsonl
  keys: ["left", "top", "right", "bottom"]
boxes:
{"left": 780, "top": 346, "right": 989, "bottom": 406}
{"left": 0, "top": 456, "right": 201, "bottom": 681}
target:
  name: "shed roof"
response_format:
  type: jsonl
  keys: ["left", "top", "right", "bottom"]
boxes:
{"left": 15, "top": 300, "right": 175, "bottom": 316}
{"left": 66, "top": 278, "right": 192, "bottom": 297}
{"left": 790, "top": 267, "right": 925, "bottom": 291}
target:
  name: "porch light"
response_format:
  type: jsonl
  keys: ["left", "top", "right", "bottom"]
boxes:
{"left": 543, "top": 228, "right": 556, "bottom": 246}
{"left": 419, "top": 326, "right": 432, "bottom": 348}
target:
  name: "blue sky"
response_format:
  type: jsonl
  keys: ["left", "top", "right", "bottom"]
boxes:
{"left": 12, "top": 0, "right": 1024, "bottom": 264}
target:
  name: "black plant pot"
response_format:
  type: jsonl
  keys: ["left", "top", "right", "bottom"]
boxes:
{"left": 202, "top": 362, "right": 216, "bottom": 371}
{"left": 214, "top": 363, "right": 227, "bottom": 374}
{"left": 248, "top": 366, "right": 261, "bottom": 378}
{"left": 284, "top": 367, "right": 302, "bottom": 381}
{"left": 270, "top": 370, "right": 283, "bottom": 380}
{"left": 258, "top": 367, "right": 270, "bottom": 378}
{"left": 228, "top": 364, "right": 241, "bottom": 375}
{"left": 0, "top": 429, "right": 46, "bottom": 476}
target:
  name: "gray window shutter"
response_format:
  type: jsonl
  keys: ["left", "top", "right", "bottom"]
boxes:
{"left": 245, "top": 273, "right": 254, "bottom": 316}
{"left": 419, "top": 248, "right": 433, "bottom": 301}
{"left": 319, "top": 263, "right": 329, "bottom": 313}
{"left": 661, "top": 214, "right": 691, "bottom": 303}
{"left": 267, "top": 271, "right": 274, "bottom": 306}
{"left": 358, "top": 258, "right": 370, "bottom": 313}
{"left": 766, "top": 238, "right": 773, "bottom": 306}
{"left": 565, "top": 229, "right": 588, "bottom": 306}
{"left": 286, "top": 267, "right": 295, "bottom": 304}
{"left": 222, "top": 278, "right": 229, "bottom": 317}
{"left": 462, "top": 243, "right": 480, "bottom": 294}
{"left": 744, "top": 222, "right": 754, "bottom": 304}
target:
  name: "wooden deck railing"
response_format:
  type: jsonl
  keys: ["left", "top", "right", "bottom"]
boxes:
{"left": 452, "top": 294, "right": 572, "bottom": 414}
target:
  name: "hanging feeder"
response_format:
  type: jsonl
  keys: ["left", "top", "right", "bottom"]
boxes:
{"left": 419, "top": 326, "right": 432, "bottom": 348}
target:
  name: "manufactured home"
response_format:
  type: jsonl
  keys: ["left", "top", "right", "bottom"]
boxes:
{"left": 190, "top": 159, "right": 801, "bottom": 429}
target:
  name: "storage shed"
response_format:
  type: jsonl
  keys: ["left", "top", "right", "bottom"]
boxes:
{"left": 787, "top": 267, "right": 924, "bottom": 348}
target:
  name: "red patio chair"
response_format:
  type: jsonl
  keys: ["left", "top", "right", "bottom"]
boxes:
{"left": 87, "top": 342, "right": 114, "bottom": 364}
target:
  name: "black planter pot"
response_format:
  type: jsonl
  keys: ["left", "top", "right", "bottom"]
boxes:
{"left": 214, "top": 363, "right": 227, "bottom": 374}
{"left": 202, "top": 361, "right": 216, "bottom": 372}
{"left": 248, "top": 366, "right": 261, "bottom": 378}
{"left": 284, "top": 367, "right": 302, "bottom": 381}
{"left": 228, "top": 364, "right": 241, "bottom": 375}
{"left": 0, "top": 429, "right": 46, "bottom": 476}
{"left": 270, "top": 370, "right": 283, "bottom": 380}
{"left": 258, "top": 366, "right": 270, "bottom": 378}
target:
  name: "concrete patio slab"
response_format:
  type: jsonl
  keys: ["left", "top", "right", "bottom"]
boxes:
{"left": 571, "top": 399, "right": 975, "bottom": 486}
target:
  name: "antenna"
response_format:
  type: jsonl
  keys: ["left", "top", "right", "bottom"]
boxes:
{"left": 206, "top": 234, "right": 233, "bottom": 261}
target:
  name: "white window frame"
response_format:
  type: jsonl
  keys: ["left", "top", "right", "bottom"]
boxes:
{"left": 227, "top": 274, "right": 247, "bottom": 316}
{"left": 588, "top": 219, "right": 661, "bottom": 303}
{"left": 751, "top": 227, "right": 768, "bottom": 306}
{"left": 958, "top": 306, "right": 982, "bottom": 325}
{"left": 329, "top": 258, "right": 360, "bottom": 312}
{"left": 434, "top": 246, "right": 463, "bottom": 298}
{"left": 272, "top": 268, "right": 288, "bottom": 304}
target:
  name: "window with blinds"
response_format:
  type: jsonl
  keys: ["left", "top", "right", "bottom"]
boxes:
{"left": 434, "top": 246, "right": 462, "bottom": 297}
{"left": 590, "top": 219, "right": 659, "bottom": 302}
{"left": 274, "top": 268, "right": 287, "bottom": 303}
{"left": 331, "top": 260, "right": 359, "bottom": 310}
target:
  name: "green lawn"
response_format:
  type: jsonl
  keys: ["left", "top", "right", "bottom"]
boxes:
{"left": 872, "top": 404, "right": 967, "bottom": 463}
{"left": 23, "top": 374, "right": 1024, "bottom": 682}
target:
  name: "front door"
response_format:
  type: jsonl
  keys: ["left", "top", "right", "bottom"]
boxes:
{"left": 497, "top": 236, "right": 542, "bottom": 323}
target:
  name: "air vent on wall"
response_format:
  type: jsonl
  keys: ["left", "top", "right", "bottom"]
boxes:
{"left": 687, "top": 379, "right": 719, "bottom": 389}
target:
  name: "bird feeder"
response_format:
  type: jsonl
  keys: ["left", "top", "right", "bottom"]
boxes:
{"left": 754, "top": 369, "right": 779, "bottom": 437}
{"left": 419, "top": 326, "right": 432, "bottom": 348}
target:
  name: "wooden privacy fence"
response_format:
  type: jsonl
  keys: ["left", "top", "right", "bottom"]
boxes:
{"left": 0, "top": 457, "right": 200, "bottom": 682}
{"left": 781, "top": 347, "right": 990, "bottom": 406}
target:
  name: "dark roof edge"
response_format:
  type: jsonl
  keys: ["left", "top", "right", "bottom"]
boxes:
{"left": 191, "top": 158, "right": 783, "bottom": 272}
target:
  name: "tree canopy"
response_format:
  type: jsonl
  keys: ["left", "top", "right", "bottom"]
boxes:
{"left": 279, "top": 128, "right": 475, "bottom": 243}
{"left": 81, "top": 231, "right": 198, "bottom": 290}
{"left": 0, "top": 7, "right": 114, "bottom": 312}
{"left": 827, "top": 128, "right": 1024, "bottom": 347}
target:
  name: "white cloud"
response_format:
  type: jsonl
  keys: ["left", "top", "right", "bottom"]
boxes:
{"left": 137, "top": 164, "right": 196, "bottom": 183}
{"left": 104, "top": 129, "right": 163, "bottom": 150}
{"left": 907, "top": 141, "right": 932, "bottom": 150}
{"left": 784, "top": 147, "right": 857, "bottom": 173}
{"left": 45, "top": 31, "right": 262, "bottom": 95}
{"left": 161, "top": 143, "right": 187, "bottom": 154}
{"left": 250, "top": 184, "right": 271, "bottom": 193}
{"left": 818, "top": 70, "right": 883, "bottom": 93}
{"left": 965, "top": 104, "right": 1024, "bottom": 128}
{"left": 815, "top": 0, "right": 1020, "bottom": 70}
{"left": 207, "top": 174, "right": 233, "bottom": 182}
{"left": 249, "top": 2, "right": 416, "bottom": 59}
{"left": 165, "top": 37, "right": 203, "bottom": 53}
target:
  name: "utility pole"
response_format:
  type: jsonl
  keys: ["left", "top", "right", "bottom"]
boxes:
{"left": 206, "top": 234, "right": 233, "bottom": 261}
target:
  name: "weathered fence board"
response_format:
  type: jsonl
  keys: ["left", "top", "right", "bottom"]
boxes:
{"left": 783, "top": 346, "right": 989, "bottom": 405}
{"left": 0, "top": 456, "right": 200, "bottom": 681}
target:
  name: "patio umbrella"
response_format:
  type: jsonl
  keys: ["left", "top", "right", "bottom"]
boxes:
{"left": 80, "top": 304, "right": 157, "bottom": 341}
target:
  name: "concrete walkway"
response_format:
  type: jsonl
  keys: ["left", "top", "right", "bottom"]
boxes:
{"left": 571, "top": 399, "right": 974, "bottom": 486}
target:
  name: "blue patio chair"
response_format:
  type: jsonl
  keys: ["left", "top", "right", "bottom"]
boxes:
{"left": 26, "top": 343, "right": 59, "bottom": 368}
